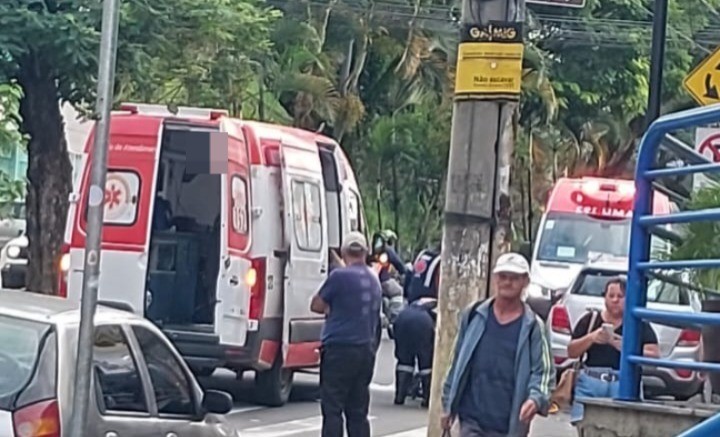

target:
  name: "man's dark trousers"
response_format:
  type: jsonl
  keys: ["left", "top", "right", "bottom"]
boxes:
{"left": 320, "top": 343, "right": 376, "bottom": 437}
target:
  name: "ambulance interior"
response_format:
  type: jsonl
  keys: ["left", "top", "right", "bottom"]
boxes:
{"left": 145, "top": 125, "right": 222, "bottom": 332}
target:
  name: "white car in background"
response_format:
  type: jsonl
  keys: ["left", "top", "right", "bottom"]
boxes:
{"left": 0, "top": 201, "right": 25, "bottom": 247}
{"left": 547, "top": 259, "right": 704, "bottom": 400}
{"left": 0, "top": 233, "right": 27, "bottom": 289}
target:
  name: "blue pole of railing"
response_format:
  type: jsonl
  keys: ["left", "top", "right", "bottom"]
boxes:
{"left": 618, "top": 128, "right": 658, "bottom": 401}
{"left": 677, "top": 413, "right": 720, "bottom": 437}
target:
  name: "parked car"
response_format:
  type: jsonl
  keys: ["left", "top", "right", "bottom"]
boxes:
{"left": 526, "top": 282, "right": 565, "bottom": 321}
{"left": 0, "top": 233, "right": 27, "bottom": 289}
{"left": 547, "top": 260, "right": 704, "bottom": 400}
{"left": 0, "top": 289, "right": 239, "bottom": 437}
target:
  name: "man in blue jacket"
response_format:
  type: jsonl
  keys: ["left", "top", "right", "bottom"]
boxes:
{"left": 441, "top": 252, "right": 554, "bottom": 437}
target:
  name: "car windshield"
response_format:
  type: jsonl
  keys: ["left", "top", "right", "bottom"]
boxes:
{"left": 573, "top": 270, "right": 691, "bottom": 306}
{"left": 0, "top": 315, "right": 55, "bottom": 408}
{"left": 536, "top": 213, "right": 631, "bottom": 264}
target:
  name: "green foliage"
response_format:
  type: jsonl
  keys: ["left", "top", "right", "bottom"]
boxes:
{"left": 0, "top": 82, "right": 25, "bottom": 204}
{"left": 670, "top": 186, "right": 720, "bottom": 295}
{"left": 0, "top": 82, "right": 23, "bottom": 155}
{"left": 117, "top": 0, "right": 281, "bottom": 114}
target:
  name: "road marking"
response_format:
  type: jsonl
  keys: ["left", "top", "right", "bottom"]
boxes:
{"left": 241, "top": 415, "right": 377, "bottom": 436}
{"left": 382, "top": 427, "right": 428, "bottom": 437}
{"left": 369, "top": 382, "right": 395, "bottom": 392}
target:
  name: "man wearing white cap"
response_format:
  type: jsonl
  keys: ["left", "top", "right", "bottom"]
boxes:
{"left": 311, "top": 231, "right": 382, "bottom": 437}
{"left": 440, "top": 253, "right": 555, "bottom": 437}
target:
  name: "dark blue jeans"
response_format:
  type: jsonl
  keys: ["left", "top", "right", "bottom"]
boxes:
{"left": 320, "top": 343, "right": 376, "bottom": 437}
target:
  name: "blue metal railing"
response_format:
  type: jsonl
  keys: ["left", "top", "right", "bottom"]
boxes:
{"left": 619, "top": 104, "right": 720, "bottom": 436}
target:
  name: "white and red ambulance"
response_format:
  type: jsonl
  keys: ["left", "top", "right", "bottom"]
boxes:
{"left": 60, "top": 103, "right": 367, "bottom": 406}
{"left": 529, "top": 176, "right": 673, "bottom": 292}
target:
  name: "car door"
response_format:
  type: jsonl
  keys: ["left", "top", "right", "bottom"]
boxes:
{"left": 88, "top": 324, "right": 162, "bottom": 437}
{"left": 129, "top": 324, "right": 237, "bottom": 437}
{"left": 279, "top": 137, "right": 328, "bottom": 351}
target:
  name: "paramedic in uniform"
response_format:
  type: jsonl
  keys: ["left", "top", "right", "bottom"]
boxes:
{"left": 405, "top": 244, "right": 441, "bottom": 303}
{"left": 393, "top": 296, "right": 436, "bottom": 407}
{"left": 311, "top": 232, "right": 382, "bottom": 437}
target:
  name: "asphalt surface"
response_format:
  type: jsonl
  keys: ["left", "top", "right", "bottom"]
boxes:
{"left": 200, "top": 337, "right": 576, "bottom": 436}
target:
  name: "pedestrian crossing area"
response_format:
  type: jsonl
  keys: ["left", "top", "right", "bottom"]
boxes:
{"left": 228, "top": 407, "right": 428, "bottom": 437}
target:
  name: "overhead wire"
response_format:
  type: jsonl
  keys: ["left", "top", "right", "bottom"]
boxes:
{"left": 269, "top": 0, "right": 720, "bottom": 50}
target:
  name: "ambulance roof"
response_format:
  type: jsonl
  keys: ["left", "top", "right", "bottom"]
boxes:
{"left": 546, "top": 177, "right": 670, "bottom": 216}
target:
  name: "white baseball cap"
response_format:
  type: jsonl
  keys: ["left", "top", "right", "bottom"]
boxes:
{"left": 493, "top": 252, "right": 530, "bottom": 275}
{"left": 341, "top": 231, "right": 368, "bottom": 252}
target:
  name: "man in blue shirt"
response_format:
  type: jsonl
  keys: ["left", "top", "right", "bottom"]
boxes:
{"left": 441, "top": 253, "right": 555, "bottom": 437}
{"left": 311, "top": 231, "right": 382, "bottom": 437}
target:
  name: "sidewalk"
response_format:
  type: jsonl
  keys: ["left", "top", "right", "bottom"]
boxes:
{"left": 531, "top": 412, "right": 575, "bottom": 437}
{"left": 380, "top": 413, "right": 576, "bottom": 436}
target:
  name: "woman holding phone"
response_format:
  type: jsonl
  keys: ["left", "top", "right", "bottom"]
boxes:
{"left": 566, "top": 276, "right": 660, "bottom": 425}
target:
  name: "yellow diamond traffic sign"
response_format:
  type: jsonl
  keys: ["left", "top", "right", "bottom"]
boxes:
{"left": 684, "top": 46, "right": 720, "bottom": 106}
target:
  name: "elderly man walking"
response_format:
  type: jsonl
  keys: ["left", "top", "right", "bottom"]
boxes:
{"left": 441, "top": 253, "right": 555, "bottom": 437}
{"left": 311, "top": 231, "right": 382, "bottom": 437}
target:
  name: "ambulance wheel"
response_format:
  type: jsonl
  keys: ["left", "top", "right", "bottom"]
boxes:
{"left": 255, "top": 355, "right": 294, "bottom": 407}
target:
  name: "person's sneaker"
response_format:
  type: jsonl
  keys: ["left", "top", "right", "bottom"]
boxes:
{"left": 549, "top": 402, "right": 560, "bottom": 414}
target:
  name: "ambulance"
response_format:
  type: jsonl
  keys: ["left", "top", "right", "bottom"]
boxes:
{"left": 528, "top": 177, "right": 672, "bottom": 293}
{"left": 60, "top": 103, "right": 366, "bottom": 406}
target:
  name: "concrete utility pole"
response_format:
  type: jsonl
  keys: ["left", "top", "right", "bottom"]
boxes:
{"left": 426, "top": 0, "right": 524, "bottom": 435}
{"left": 67, "top": 0, "right": 121, "bottom": 434}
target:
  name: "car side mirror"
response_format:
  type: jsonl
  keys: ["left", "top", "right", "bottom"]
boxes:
{"left": 202, "top": 390, "right": 233, "bottom": 415}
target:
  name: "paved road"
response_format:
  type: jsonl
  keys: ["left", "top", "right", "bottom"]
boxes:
{"left": 201, "top": 337, "right": 576, "bottom": 436}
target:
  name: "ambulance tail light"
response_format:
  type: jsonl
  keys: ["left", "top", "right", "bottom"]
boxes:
{"left": 57, "top": 244, "right": 71, "bottom": 298}
{"left": 551, "top": 305, "right": 572, "bottom": 335}
{"left": 248, "top": 258, "right": 267, "bottom": 320}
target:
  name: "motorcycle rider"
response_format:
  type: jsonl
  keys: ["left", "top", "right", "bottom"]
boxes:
{"left": 393, "top": 296, "right": 437, "bottom": 407}
{"left": 375, "top": 230, "right": 406, "bottom": 325}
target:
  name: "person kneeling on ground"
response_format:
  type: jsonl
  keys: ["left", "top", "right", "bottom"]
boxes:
{"left": 393, "top": 296, "right": 436, "bottom": 407}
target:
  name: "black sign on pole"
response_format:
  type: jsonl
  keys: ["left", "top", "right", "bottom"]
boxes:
{"left": 527, "top": 0, "right": 585, "bottom": 8}
{"left": 461, "top": 22, "right": 524, "bottom": 44}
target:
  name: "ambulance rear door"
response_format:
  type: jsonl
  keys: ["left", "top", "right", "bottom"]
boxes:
{"left": 279, "top": 136, "right": 328, "bottom": 360}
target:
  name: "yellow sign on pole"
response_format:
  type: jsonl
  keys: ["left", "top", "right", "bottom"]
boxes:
{"left": 684, "top": 46, "right": 720, "bottom": 107}
{"left": 455, "top": 22, "right": 524, "bottom": 101}
{"left": 455, "top": 42, "right": 524, "bottom": 99}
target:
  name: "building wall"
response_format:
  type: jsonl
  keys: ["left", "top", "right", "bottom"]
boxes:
{"left": 4, "top": 103, "right": 89, "bottom": 185}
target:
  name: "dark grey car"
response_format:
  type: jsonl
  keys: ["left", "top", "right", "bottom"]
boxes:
{"left": 0, "top": 289, "right": 239, "bottom": 437}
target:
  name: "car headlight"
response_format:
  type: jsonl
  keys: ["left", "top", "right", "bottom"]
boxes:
{"left": 7, "top": 245, "right": 21, "bottom": 259}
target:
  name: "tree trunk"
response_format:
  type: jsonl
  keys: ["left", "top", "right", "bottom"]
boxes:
{"left": 17, "top": 55, "right": 73, "bottom": 294}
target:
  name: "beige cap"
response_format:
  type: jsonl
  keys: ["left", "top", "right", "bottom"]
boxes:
{"left": 341, "top": 231, "right": 368, "bottom": 252}
{"left": 493, "top": 252, "right": 530, "bottom": 275}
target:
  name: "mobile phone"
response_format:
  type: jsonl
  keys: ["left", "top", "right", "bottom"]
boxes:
{"left": 602, "top": 323, "right": 614, "bottom": 335}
